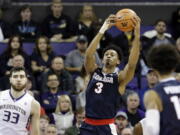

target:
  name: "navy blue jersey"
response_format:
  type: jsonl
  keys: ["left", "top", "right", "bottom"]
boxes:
{"left": 154, "top": 78, "right": 180, "bottom": 135}
{"left": 85, "top": 68, "right": 120, "bottom": 119}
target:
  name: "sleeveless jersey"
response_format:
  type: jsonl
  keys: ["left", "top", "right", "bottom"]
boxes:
{"left": 86, "top": 68, "right": 120, "bottom": 119}
{"left": 154, "top": 77, "right": 180, "bottom": 135}
{"left": 0, "top": 89, "right": 33, "bottom": 135}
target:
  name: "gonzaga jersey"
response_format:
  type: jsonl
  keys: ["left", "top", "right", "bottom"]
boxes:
{"left": 0, "top": 89, "right": 33, "bottom": 135}
{"left": 154, "top": 77, "right": 180, "bottom": 135}
{"left": 86, "top": 68, "right": 120, "bottom": 119}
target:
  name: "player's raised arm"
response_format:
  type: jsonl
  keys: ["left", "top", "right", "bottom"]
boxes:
{"left": 84, "top": 15, "right": 116, "bottom": 74}
{"left": 118, "top": 16, "right": 141, "bottom": 94}
{"left": 30, "top": 99, "right": 40, "bottom": 135}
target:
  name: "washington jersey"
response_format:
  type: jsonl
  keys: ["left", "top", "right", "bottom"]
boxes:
{"left": 154, "top": 77, "right": 180, "bottom": 135}
{"left": 0, "top": 89, "right": 33, "bottom": 135}
{"left": 86, "top": 68, "right": 120, "bottom": 119}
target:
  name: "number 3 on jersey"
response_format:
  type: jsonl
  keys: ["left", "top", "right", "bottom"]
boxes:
{"left": 94, "top": 82, "right": 103, "bottom": 94}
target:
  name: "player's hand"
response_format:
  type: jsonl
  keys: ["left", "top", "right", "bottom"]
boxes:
{"left": 131, "top": 15, "right": 141, "bottom": 39}
{"left": 99, "top": 14, "right": 116, "bottom": 34}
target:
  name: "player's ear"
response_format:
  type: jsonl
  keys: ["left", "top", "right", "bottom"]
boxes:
{"left": 9, "top": 76, "right": 12, "bottom": 83}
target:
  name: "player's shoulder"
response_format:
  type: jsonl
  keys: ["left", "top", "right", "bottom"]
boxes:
{"left": 0, "top": 89, "right": 10, "bottom": 97}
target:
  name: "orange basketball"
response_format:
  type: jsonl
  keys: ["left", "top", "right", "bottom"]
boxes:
{"left": 115, "top": 8, "right": 136, "bottom": 32}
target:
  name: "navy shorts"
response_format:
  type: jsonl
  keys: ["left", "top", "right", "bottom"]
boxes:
{"left": 80, "top": 122, "right": 117, "bottom": 135}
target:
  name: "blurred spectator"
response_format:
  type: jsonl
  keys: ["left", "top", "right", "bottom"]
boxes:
{"left": 12, "top": 5, "right": 40, "bottom": 42}
{"left": 75, "top": 66, "right": 90, "bottom": 109}
{"left": 175, "top": 37, "right": 180, "bottom": 72}
{"left": 76, "top": 4, "right": 100, "bottom": 42}
{"left": 121, "top": 91, "right": 145, "bottom": 126}
{"left": 0, "top": 54, "right": 34, "bottom": 90}
{"left": 115, "top": 111, "right": 132, "bottom": 135}
{"left": 142, "top": 19, "right": 175, "bottom": 58}
{"left": 50, "top": 95, "right": 74, "bottom": 135}
{"left": 40, "top": 115, "right": 50, "bottom": 135}
{"left": 121, "top": 127, "right": 133, "bottom": 135}
{"left": 45, "top": 124, "right": 58, "bottom": 135}
{"left": 31, "top": 36, "right": 55, "bottom": 88}
{"left": 65, "top": 35, "right": 101, "bottom": 77}
{"left": 171, "top": 7, "right": 180, "bottom": 40}
{"left": 42, "top": 0, "right": 76, "bottom": 42}
{"left": 41, "top": 73, "right": 67, "bottom": 115}
{"left": 0, "top": 8, "right": 11, "bottom": 42}
{"left": 65, "top": 107, "right": 85, "bottom": 135}
{"left": 138, "top": 69, "right": 158, "bottom": 111}
{"left": 0, "top": 35, "right": 30, "bottom": 76}
{"left": 40, "top": 56, "right": 74, "bottom": 94}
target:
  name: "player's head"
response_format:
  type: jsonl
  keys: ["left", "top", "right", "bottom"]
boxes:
{"left": 147, "top": 44, "right": 180, "bottom": 75}
{"left": 9, "top": 67, "right": 28, "bottom": 92}
{"left": 102, "top": 45, "right": 123, "bottom": 67}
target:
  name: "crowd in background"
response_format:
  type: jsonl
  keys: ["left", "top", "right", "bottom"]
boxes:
{"left": 0, "top": 0, "right": 180, "bottom": 135}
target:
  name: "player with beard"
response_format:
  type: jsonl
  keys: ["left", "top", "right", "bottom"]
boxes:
{"left": 0, "top": 67, "right": 40, "bottom": 135}
{"left": 80, "top": 15, "right": 141, "bottom": 135}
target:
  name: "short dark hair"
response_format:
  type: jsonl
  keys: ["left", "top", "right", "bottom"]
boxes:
{"left": 147, "top": 44, "right": 180, "bottom": 75}
{"left": 154, "top": 19, "right": 167, "bottom": 26}
{"left": 102, "top": 45, "right": 123, "bottom": 61}
{"left": 10, "top": 67, "right": 27, "bottom": 77}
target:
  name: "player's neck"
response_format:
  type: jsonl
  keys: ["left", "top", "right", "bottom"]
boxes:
{"left": 10, "top": 88, "right": 26, "bottom": 99}
{"left": 102, "top": 67, "right": 116, "bottom": 74}
{"left": 159, "top": 73, "right": 174, "bottom": 81}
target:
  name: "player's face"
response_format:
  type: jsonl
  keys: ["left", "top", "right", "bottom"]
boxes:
{"left": 103, "top": 49, "right": 120, "bottom": 67}
{"left": 10, "top": 70, "right": 27, "bottom": 92}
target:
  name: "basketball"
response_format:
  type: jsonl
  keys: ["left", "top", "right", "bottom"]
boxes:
{"left": 115, "top": 8, "right": 137, "bottom": 32}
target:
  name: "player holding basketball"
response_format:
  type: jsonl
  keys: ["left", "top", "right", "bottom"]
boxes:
{"left": 80, "top": 14, "right": 141, "bottom": 135}
{"left": 144, "top": 45, "right": 180, "bottom": 135}
{"left": 0, "top": 67, "right": 40, "bottom": 135}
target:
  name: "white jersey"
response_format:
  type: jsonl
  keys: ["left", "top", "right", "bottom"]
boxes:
{"left": 140, "top": 118, "right": 150, "bottom": 135}
{"left": 0, "top": 89, "right": 33, "bottom": 135}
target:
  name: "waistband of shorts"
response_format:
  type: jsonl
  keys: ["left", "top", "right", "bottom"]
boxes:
{"left": 84, "top": 117, "right": 115, "bottom": 125}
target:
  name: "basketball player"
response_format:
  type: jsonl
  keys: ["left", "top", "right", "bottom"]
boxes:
{"left": 80, "top": 14, "right": 141, "bottom": 135}
{"left": 0, "top": 67, "right": 40, "bottom": 135}
{"left": 144, "top": 44, "right": 180, "bottom": 135}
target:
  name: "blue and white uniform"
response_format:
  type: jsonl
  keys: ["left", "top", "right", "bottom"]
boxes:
{"left": 80, "top": 68, "right": 120, "bottom": 135}
{"left": 0, "top": 89, "right": 33, "bottom": 135}
{"left": 154, "top": 77, "right": 180, "bottom": 135}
